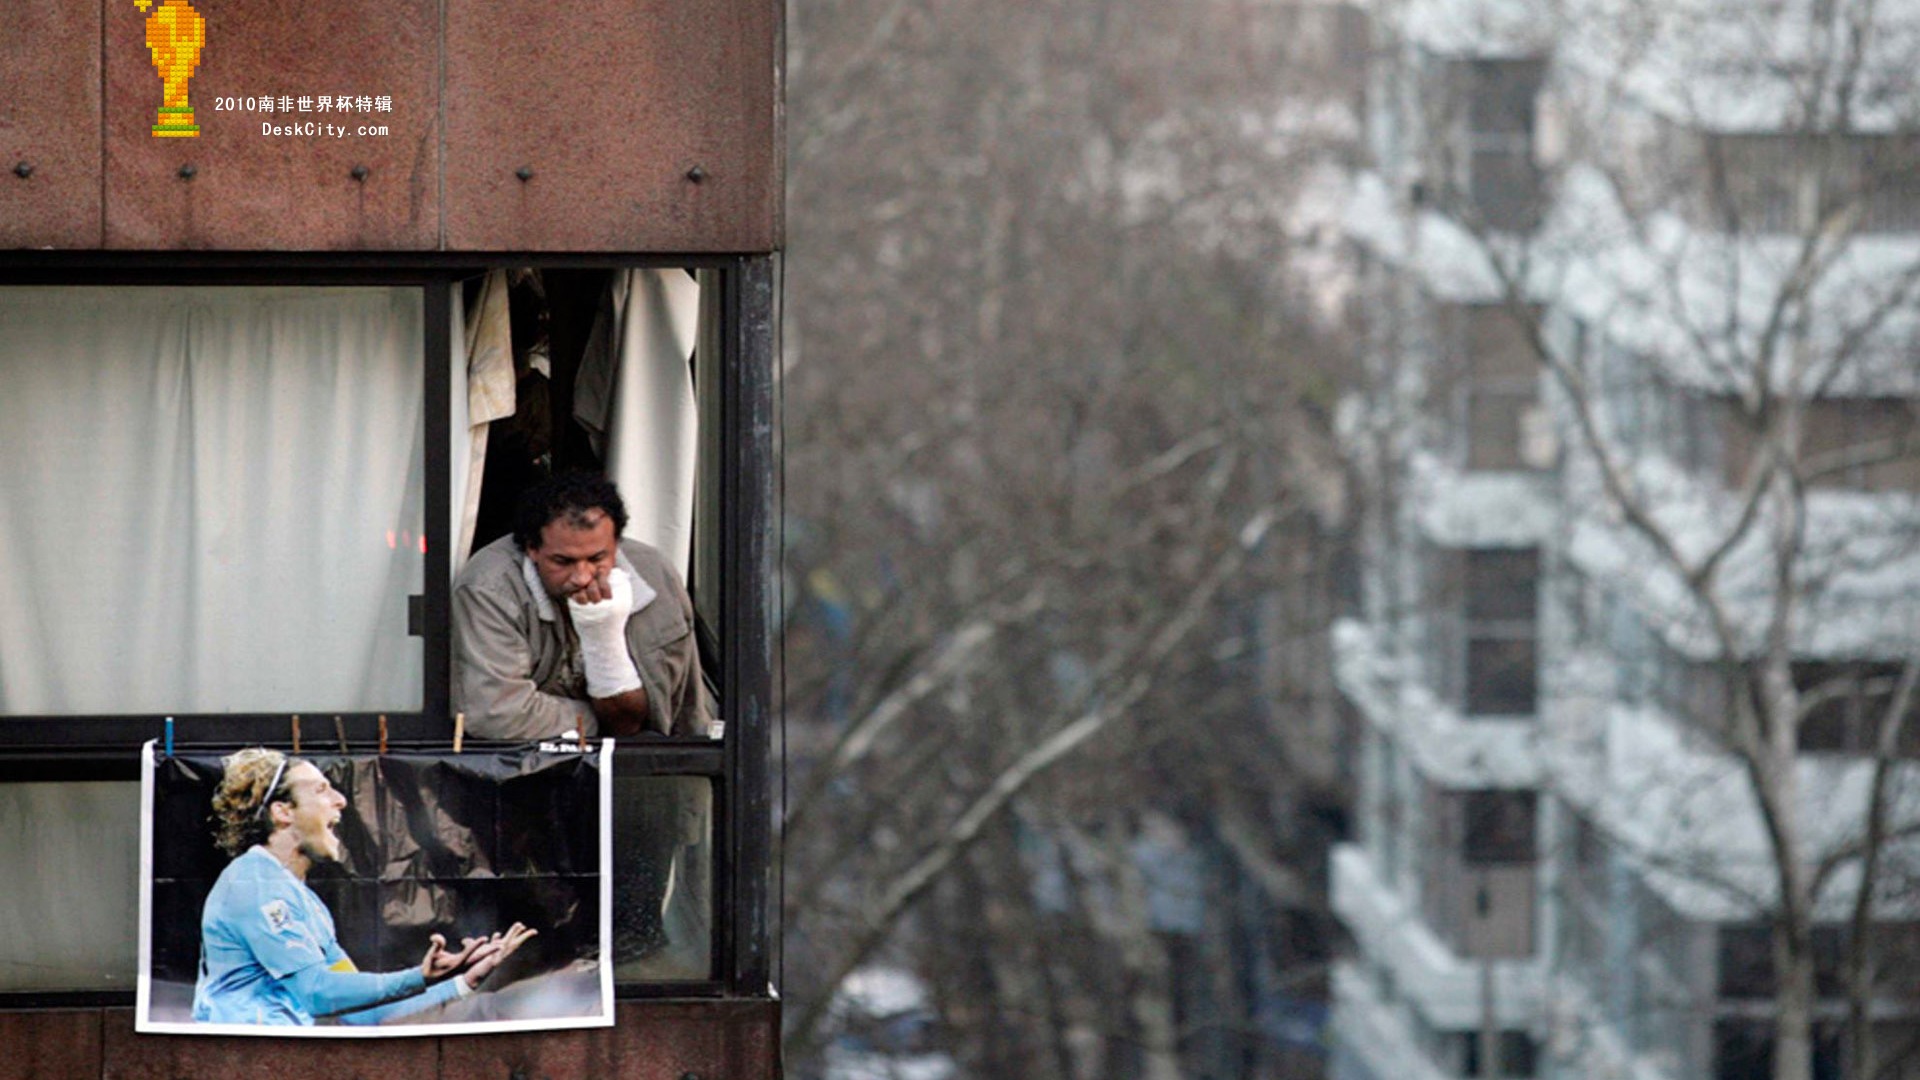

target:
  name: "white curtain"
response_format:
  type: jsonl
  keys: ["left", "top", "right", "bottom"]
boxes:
{"left": 0, "top": 286, "right": 425, "bottom": 715}
{"left": 453, "top": 272, "right": 516, "bottom": 575}
{"left": 575, "top": 270, "right": 701, "bottom": 577}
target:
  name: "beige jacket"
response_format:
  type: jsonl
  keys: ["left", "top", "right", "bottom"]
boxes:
{"left": 451, "top": 534, "right": 713, "bottom": 741}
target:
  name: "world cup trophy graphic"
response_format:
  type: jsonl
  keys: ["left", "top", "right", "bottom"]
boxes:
{"left": 135, "top": 0, "right": 206, "bottom": 137}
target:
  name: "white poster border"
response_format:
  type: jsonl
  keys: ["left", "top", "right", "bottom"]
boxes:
{"left": 135, "top": 738, "right": 618, "bottom": 1038}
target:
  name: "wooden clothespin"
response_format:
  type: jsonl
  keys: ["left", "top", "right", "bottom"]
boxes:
{"left": 574, "top": 727, "right": 588, "bottom": 753}
{"left": 334, "top": 716, "right": 348, "bottom": 755}
{"left": 378, "top": 714, "right": 388, "bottom": 756}
{"left": 290, "top": 715, "right": 301, "bottom": 755}
{"left": 453, "top": 712, "right": 466, "bottom": 754}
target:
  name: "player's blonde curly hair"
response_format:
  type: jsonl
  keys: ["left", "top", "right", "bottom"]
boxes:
{"left": 209, "top": 747, "right": 298, "bottom": 857}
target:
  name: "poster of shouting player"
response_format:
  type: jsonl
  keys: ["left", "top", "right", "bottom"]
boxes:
{"left": 136, "top": 741, "right": 614, "bottom": 1036}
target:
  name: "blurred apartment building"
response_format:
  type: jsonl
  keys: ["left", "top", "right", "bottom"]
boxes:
{"left": 1330, "top": 0, "right": 1920, "bottom": 1077}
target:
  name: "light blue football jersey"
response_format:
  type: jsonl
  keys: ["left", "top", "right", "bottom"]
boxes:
{"left": 191, "top": 847, "right": 347, "bottom": 1024}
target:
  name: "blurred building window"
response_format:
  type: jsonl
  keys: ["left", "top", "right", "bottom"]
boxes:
{"left": 1421, "top": 787, "right": 1537, "bottom": 959}
{"left": 1803, "top": 398, "right": 1920, "bottom": 491}
{"left": 1442, "top": 305, "right": 1544, "bottom": 471}
{"left": 1456, "top": 1029, "right": 1541, "bottom": 1078}
{"left": 1713, "top": 395, "right": 1920, "bottom": 492}
{"left": 1464, "top": 549, "right": 1539, "bottom": 716}
{"left": 1463, "top": 790, "right": 1537, "bottom": 865}
{"left": 1713, "top": 1018, "right": 1843, "bottom": 1080}
{"left": 1716, "top": 923, "right": 1845, "bottom": 999}
{"left": 1445, "top": 58, "right": 1546, "bottom": 230}
{"left": 1707, "top": 134, "right": 1920, "bottom": 235}
{"left": 1794, "top": 660, "right": 1920, "bottom": 756}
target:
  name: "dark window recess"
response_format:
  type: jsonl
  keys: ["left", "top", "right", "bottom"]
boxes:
{"left": 1716, "top": 924, "right": 1847, "bottom": 1000}
{"left": 1705, "top": 133, "right": 1920, "bottom": 237}
{"left": 1463, "top": 790, "right": 1536, "bottom": 865}
{"left": 1457, "top": 1029, "right": 1541, "bottom": 1078}
{"left": 1466, "top": 639, "right": 1538, "bottom": 715}
{"left": 1871, "top": 1021, "right": 1920, "bottom": 1077}
{"left": 1468, "top": 147, "right": 1542, "bottom": 230}
{"left": 1716, "top": 924, "right": 1773, "bottom": 1000}
{"left": 1464, "top": 60, "right": 1540, "bottom": 135}
{"left": 1803, "top": 398, "right": 1920, "bottom": 492}
{"left": 1464, "top": 549, "right": 1539, "bottom": 717}
{"left": 1434, "top": 304, "right": 1542, "bottom": 472}
{"left": 1449, "top": 58, "right": 1545, "bottom": 230}
{"left": 1468, "top": 390, "right": 1533, "bottom": 470}
{"left": 1715, "top": 396, "right": 1920, "bottom": 492}
{"left": 1714, "top": 1019, "right": 1843, "bottom": 1080}
{"left": 1573, "top": 814, "right": 1603, "bottom": 877}
{"left": 1794, "top": 661, "right": 1920, "bottom": 757}
{"left": 1466, "top": 549, "right": 1538, "bottom": 621}
{"left": 1421, "top": 786, "right": 1538, "bottom": 960}
{"left": 467, "top": 269, "right": 623, "bottom": 557}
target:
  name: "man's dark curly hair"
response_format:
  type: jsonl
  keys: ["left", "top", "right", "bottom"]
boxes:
{"left": 513, "top": 471, "right": 629, "bottom": 551}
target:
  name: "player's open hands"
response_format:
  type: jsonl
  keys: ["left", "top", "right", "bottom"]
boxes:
{"left": 462, "top": 922, "right": 538, "bottom": 989}
{"left": 419, "top": 932, "right": 490, "bottom": 982}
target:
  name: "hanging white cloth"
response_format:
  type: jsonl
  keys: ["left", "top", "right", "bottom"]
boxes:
{"left": 573, "top": 270, "right": 701, "bottom": 577}
{"left": 454, "top": 271, "right": 518, "bottom": 574}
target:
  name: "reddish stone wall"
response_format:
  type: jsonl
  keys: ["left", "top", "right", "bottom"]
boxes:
{"left": 0, "top": 0, "right": 780, "bottom": 252}
{"left": 0, "top": 1000, "right": 780, "bottom": 1079}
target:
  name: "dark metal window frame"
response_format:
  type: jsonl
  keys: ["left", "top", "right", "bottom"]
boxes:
{"left": 0, "top": 251, "right": 777, "bottom": 1006}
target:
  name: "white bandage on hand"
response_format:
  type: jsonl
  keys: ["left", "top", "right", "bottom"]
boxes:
{"left": 568, "top": 567, "right": 649, "bottom": 698}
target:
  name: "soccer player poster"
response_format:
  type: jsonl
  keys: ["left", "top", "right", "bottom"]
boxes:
{"left": 136, "top": 741, "right": 614, "bottom": 1036}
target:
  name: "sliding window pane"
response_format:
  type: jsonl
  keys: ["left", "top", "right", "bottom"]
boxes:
{"left": 0, "top": 286, "right": 425, "bottom": 715}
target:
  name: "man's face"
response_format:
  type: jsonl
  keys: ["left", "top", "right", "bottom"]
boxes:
{"left": 276, "top": 762, "right": 347, "bottom": 865}
{"left": 527, "top": 509, "right": 618, "bottom": 601}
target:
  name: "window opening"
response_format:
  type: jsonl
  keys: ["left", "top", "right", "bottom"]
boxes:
{"left": 1440, "top": 58, "right": 1545, "bottom": 229}
{"left": 0, "top": 286, "right": 427, "bottom": 716}
{"left": 1464, "top": 549, "right": 1539, "bottom": 717}
{"left": 1420, "top": 785, "right": 1537, "bottom": 959}
{"left": 1443, "top": 304, "right": 1543, "bottom": 471}
{"left": 0, "top": 262, "right": 758, "bottom": 1000}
